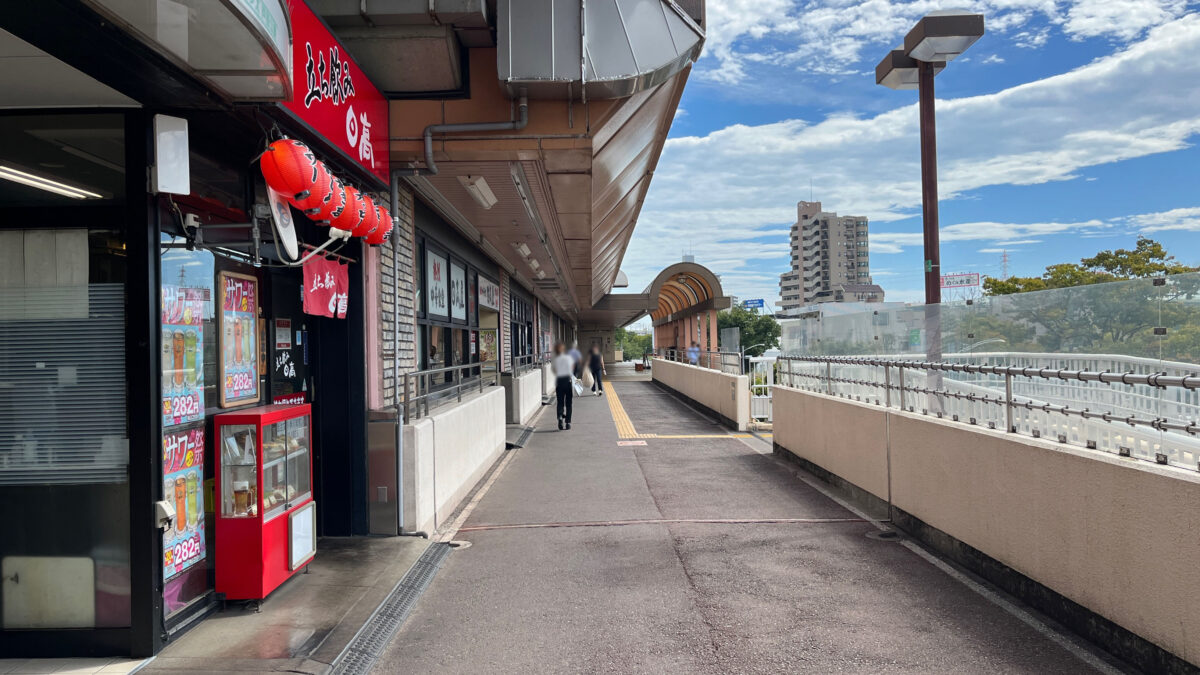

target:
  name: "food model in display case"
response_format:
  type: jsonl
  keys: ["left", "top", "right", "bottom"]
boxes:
{"left": 214, "top": 404, "right": 316, "bottom": 602}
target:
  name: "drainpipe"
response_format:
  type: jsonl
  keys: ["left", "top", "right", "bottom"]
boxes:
{"left": 395, "top": 93, "right": 529, "bottom": 177}
{"left": 390, "top": 170, "right": 405, "bottom": 534}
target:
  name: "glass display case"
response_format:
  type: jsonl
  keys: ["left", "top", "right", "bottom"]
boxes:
{"left": 213, "top": 404, "right": 315, "bottom": 601}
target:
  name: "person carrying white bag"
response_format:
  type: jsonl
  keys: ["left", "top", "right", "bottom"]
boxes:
{"left": 552, "top": 343, "right": 576, "bottom": 430}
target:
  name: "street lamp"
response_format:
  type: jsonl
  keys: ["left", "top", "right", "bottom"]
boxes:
{"left": 875, "top": 11, "right": 985, "bottom": 306}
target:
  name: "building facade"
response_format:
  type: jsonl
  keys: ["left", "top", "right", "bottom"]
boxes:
{"left": 777, "top": 201, "right": 882, "bottom": 311}
{"left": 0, "top": 0, "right": 702, "bottom": 658}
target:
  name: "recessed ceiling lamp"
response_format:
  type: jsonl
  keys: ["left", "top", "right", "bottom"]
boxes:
{"left": 0, "top": 164, "right": 102, "bottom": 199}
{"left": 458, "top": 175, "right": 498, "bottom": 210}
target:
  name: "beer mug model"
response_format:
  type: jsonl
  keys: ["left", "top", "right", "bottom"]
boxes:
{"left": 163, "top": 478, "right": 175, "bottom": 538}
{"left": 233, "top": 318, "right": 244, "bottom": 364}
{"left": 174, "top": 477, "right": 187, "bottom": 533}
{"left": 185, "top": 470, "right": 199, "bottom": 529}
{"left": 161, "top": 330, "right": 173, "bottom": 395}
{"left": 172, "top": 331, "right": 185, "bottom": 387}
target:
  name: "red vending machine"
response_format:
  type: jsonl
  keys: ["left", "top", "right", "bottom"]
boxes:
{"left": 214, "top": 404, "right": 316, "bottom": 601}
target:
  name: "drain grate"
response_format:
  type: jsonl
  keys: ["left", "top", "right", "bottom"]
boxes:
{"left": 514, "top": 426, "right": 534, "bottom": 448}
{"left": 331, "top": 542, "right": 453, "bottom": 675}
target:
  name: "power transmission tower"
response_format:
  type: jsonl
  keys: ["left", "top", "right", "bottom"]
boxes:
{"left": 1000, "top": 250, "right": 1010, "bottom": 280}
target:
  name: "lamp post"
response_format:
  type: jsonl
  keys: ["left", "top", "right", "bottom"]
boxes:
{"left": 875, "top": 11, "right": 985, "bottom": 306}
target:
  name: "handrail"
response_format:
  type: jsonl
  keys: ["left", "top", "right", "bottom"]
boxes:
{"left": 402, "top": 359, "right": 499, "bottom": 422}
{"left": 776, "top": 354, "right": 1200, "bottom": 471}
{"left": 655, "top": 347, "right": 744, "bottom": 375}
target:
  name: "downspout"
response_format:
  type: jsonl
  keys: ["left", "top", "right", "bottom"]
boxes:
{"left": 389, "top": 170, "right": 405, "bottom": 534}
{"left": 395, "top": 93, "right": 529, "bottom": 177}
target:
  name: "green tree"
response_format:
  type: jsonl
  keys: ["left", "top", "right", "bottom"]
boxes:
{"left": 614, "top": 326, "right": 653, "bottom": 360}
{"left": 717, "top": 306, "right": 781, "bottom": 357}
{"left": 976, "top": 238, "right": 1200, "bottom": 361}
{"left": 983, "top": 237, "right": 1196, "bottom": 296}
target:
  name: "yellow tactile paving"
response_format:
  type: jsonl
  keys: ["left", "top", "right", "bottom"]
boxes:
{"left": 603, "top": 382, "right": 774, "bottom": 441}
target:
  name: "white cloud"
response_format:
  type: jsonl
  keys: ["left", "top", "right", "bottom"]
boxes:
{"left": 982, "top": 54, "right": 1007, "bottom": 63}
{"left": 629, "top": 15, "right": 1200, "bottom": 304}
{"left": 694, "top": 0, "right": 1189, "bottom": 83}
{"left": 1128, "top": 206, "right": 1200, "bottom": 232}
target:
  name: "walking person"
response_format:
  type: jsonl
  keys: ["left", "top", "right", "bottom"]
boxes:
{"left": 687, "top": 341, "right": 701, "bottom": 366}
{"left": 568, "top": 342, "right": 583, "bottom": 378}
{"left": 552, "top": 342, "right": 575, "bottom": 430}
{"left": 588, "top": 344, "right": 606, "bottom": 396}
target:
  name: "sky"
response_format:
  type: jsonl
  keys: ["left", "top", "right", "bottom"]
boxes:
{"left": 623, "top": 0, "right": 1200, "bottom": 307}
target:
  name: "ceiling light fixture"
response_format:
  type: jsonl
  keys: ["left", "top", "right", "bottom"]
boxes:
{"left": 528, "top": 259, "right": 540, "bottom": 271}
{"left": 0, "top": 164, "right": 102, "bottom": 199}
{"left": 513, "top": 242, "right": 531, "bottom": 258}
{"left": 458, "top": 175, "right": 498, "bottom": 210}
{"left": 536, "top": 270, "right": 546, "bottom": 280}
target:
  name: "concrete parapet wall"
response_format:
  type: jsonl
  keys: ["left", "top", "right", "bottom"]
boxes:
{"left": 772, "top": 385, "right": 1200, "bottom": 669}
{"left": 542, "top": 362, "right": 555, "bottom": 398}
{"left": 502, "top": 369, "right": 543, "bottom": 425}
{"left": 652, "top": 359, "right": 750, "bottom": 430}
{"left": 772, "top": 386, "right": 889, "bottom": 501}
{"left": 402, "top": 387, "right": 506, "bottom": 534}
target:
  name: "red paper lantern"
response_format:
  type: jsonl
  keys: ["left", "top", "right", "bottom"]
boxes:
{"left": 308, "top": 175, "right": 347, "bottom": 224}
{"left": 330, "top": 185, "right": 366, "bottom": 232}
{"left": 366, "top": 212, "right": 393, "bottom": 245}
{"left": 260, "top": 139, "right": 324, "bottom": 202}
{"left": 352, "top": 195, "right": 377, "bottom": 237}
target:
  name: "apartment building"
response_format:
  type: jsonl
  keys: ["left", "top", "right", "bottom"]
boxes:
{"left": 777, "top": 201, "right": 882, "bottom": 312}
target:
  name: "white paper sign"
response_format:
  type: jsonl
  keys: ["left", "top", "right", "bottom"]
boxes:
{"left": 478, "top": 276, "right": 500, "bottom": 311}
{"left": 450, "top": 263, "right": 466, "bottom": 321}
{"left": 426, "top": 252, "right": 448, "bottom": 317}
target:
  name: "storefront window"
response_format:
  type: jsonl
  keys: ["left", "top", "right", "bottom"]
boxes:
{"left": 0, "top": 227, "right": 131, "bottom": 629}
{"left": 0, "top": 114, "right": 125, "bottom": 206}
{"left": 417, "top": 238, "right": 493, "bottom": 387}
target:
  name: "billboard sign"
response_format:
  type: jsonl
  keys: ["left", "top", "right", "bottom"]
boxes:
{"left": 941, "top": 273, "right": 981, "bottom": 289}
{"left": 743, "top": 298, "right": 765, "bottom": 309}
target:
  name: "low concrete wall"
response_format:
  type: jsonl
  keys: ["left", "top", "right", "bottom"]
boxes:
{"left": 402, "top": 387, "right": 506, "bottom": 534}
{"left": 772, "top": 385, "right": 1200, "bottom": 669}
{"left": 652, "top": 358, "right": 750, "bottom": 430}
{"left": 502, "top": 369, "right": 543, "bottom": 425}
{"left": 772, "top": 386, "right": 889, "bottom": 501}
{"left": 542, "top": 362, "right": 555, "bottom": 398}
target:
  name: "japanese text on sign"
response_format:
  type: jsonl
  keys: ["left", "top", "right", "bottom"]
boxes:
{"left": 163, "top": 428, "right": 206, "bottom": 581}
{"left": 220, "top": 272, "right": 259, "bottom": 406}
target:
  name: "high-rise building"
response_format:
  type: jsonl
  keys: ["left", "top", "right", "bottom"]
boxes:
{"left": 777, "top": 201, "right": 883, "bottom": 312}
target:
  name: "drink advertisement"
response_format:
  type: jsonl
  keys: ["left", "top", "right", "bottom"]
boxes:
{"left": 219, "top": 271, "right": 260, "bottom": 407}
{"left": 161, "top": 286, "right": 205, "bottom": 427}
{"left": 479, "top": 329, "right": 497, "bottom": 366}
{"left": 163, "top": 428, "right": 205, "bottom": 581}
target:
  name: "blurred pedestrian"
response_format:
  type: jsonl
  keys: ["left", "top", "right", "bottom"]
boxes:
{"left": 553, "top": 342, "right": 574, "bottom": 430}
{"left": 687, "top": 341, "right": 701, "bottom": 366}
{"left": 588, "top": 344, "right": 606, "bottom": 396}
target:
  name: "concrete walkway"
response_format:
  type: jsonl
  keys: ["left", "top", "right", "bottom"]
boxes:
{"left": 374, "top": 380, "right": 1127, "bottom": 674}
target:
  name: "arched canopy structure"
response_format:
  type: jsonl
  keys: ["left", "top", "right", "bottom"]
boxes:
{"left": 647, "top": 262, "right": 725, "bottom": 323}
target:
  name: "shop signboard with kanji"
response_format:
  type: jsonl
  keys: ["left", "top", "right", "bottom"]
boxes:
{"left": 427, "top": 252, "right": 448, "bottom": 317}
{"left": 450, "top": 263, "right": 467, "bottom": 321}
{"left": 163, "top": 427, "right": 206, "bottom": 581}
{"left": 219, "top": 271, "right": 260, "bottom": 407}
{"left": 281, "top": 0, "right": 389, "bottom": 185}
{"left": 161, "top": 285, "right": 206, "bottom": 427}
{"left": 478, "top": 276, "right": 500, "bottom": 311}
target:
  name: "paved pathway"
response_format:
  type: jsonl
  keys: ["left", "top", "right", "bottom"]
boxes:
{"left": 374, "top": 380, "right": 1126, "bottom": 674}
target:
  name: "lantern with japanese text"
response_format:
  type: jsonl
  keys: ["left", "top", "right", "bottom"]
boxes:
{"left": 260, "top": 139, "right": 325, "bottom": 202}
{"left": 330, "top": 185, "right": 366, "bottom": 233}
{"left": 359, "top": 204, "right": 385, "bottom": 239}
{"left": 299, "top": 174, "right": 346, "bottom": 224}
{"left": 366, "top": 211, "right": 393, "bottom": 245}
{"left": 352, "top": 195, "right": 377, "bottom": 237}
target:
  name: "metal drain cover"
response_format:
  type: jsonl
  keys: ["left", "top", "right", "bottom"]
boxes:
{"left": 331, "top": 542, "right": 452, "bottom": 674}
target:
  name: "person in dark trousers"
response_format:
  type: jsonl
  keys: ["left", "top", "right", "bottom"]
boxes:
{"left": 552, "top": 342, "right": 575, "bottom": 430}
{"left": 588, "top": 344, "right": 606, "bottom": 396}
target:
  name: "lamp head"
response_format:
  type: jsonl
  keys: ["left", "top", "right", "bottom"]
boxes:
{"left": 875, "top": 49, "right": 944, "bottom": 90}
{"left": 904, "top": 11, "right": 985, "bottom": 63}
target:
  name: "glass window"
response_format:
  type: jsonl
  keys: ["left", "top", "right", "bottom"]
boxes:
{"left": 0, "top": 114, "right": 125, "bottom": 207}
{"left": 220, "top": 424, "right": 258, "bottom": 518}
{"left": 0, "top": 226, "right": 131, "bottom": 629}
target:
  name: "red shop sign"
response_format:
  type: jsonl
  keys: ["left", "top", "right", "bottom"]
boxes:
{"left": 280, "top": 0, "right": 389, "bottom": 185}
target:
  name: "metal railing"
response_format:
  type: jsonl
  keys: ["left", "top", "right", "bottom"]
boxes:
{"left": 512, "top": 352, "right": 551, "bottom": 375}
{"left": 777, "top": 355, "right": 1200, "bottom": 471}
{"left": 402, "top": 359, "right": 500, "bottom": 422}
{"left": 656, "top": 348, "right": 743, "bottom": 375}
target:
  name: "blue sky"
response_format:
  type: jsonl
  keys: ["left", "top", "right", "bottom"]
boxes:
{"left": 624, "top": 0, "right": 1200, "bottom": 307}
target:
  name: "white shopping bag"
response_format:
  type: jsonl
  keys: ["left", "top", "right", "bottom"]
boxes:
{"left": 572, "top": 377, "right": 584, "bottom": 396}
{"left": 582, "top": 367, "right": 595, "bottom": 389}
